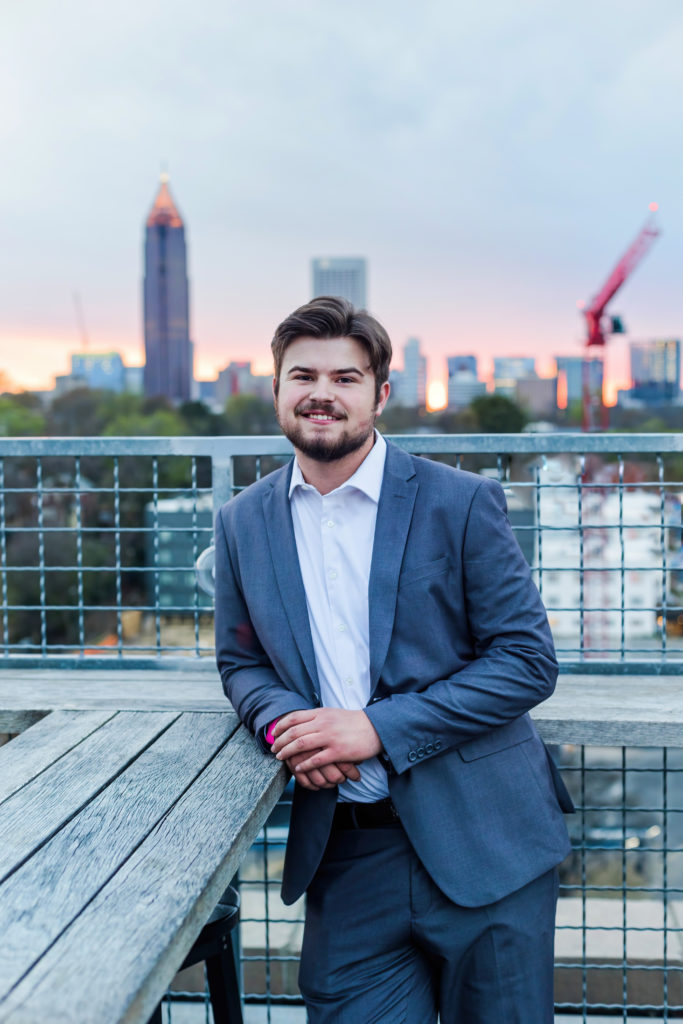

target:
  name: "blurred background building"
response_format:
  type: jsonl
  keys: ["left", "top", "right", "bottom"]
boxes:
{"left": 143, "top": 175, "right": 193, "bottom": 403}
{"left": 493, "top": 357, "right": 536, "bottom": 398}
{"left": 390, "top": 336, "right": 427, "bottom": 408}
{"left": 629, "top": 339, "right": 681, "bottom": 404}
{"left": 447, "top": 355, "right": 486, "bottom": 409}
{"left": 311, "top": 257, "right": 367, "bottom": 309}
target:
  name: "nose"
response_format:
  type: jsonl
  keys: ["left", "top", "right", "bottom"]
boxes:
{"left": 308, "top": 376, "right": 335, "bottom": 403}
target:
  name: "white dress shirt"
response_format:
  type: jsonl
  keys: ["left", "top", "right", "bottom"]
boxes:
{"left": 289, "top": 432, "right": 389, "bottom": 803}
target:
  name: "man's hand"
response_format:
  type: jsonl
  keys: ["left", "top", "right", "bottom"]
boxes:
{"left": 284, "top": 750, "right": 361, "bottom": 791}
{"left": 271, "top": 708, "right": 382, "bottom": 775}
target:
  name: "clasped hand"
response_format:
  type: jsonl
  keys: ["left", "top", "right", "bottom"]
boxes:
{"left": 270, "top": 707, "right": 382, "bottom": 791}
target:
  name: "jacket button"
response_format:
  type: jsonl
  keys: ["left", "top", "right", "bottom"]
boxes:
{"left": 408, "top": 751, "right": 417, "bottom": 762}
{"left": 313, "top": 693, "right": 321, "bottom": 705}
{"left": 434, "top": 740, "right": 442, "bottom": 751}
{"left": 417, "top": 747, "right": 425, "bottom": 758}
{"left": 426, "top": 743, "right": 434, "bottom": 754}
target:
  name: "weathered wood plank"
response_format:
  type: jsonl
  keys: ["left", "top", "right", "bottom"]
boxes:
{"left": 0, "top": 710, "right": 116, "bottom": 806}
{"left": 0, "top": 670, "right": 226, "bottom": 714}
{"left": 1, "top": 670, "right": 682, "bottom": 745}
{"left": 532, "top": 675, "right": 683, "bottom": 747}
{"left": 0, "top": 712, "right": 239, "bottom": 1002}
{"left": 0, "top": 711, "right": 178, "bottom": 884}
{"left": 0, "top": 727, "right": 287, "bottom": 1024}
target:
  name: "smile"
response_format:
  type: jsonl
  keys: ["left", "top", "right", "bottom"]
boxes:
{"left": 300, "top": 412, "right": 341, "bottom": 422}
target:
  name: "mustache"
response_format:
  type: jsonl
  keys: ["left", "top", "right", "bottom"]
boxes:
{"left": 294, "top": 402, "right": 347, "bottom": 419}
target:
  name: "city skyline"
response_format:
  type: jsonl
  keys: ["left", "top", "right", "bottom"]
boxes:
{"left": 3, "top": 2, "right": 683, "bottom": 405}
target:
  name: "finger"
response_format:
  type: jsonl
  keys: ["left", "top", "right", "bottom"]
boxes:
{"left": 292, "top": 748, "right": 338, "bottom": 774}
{"left": 292, "top": 771, "right": 319, "bottom": 791}
{"left": 275, "top": 734, "right": 325, "bottom": 760}
{"left": 337, "top": 761, "right": 361, "bottom": 781}
{"left": 273, "top": 710, "right": 318, "bottom": 738}
{"left": 271, "top": 720, "right": 322, "bottom": 753}
{"left": 286, "top": 748, "right": 322, "bottom": 769}
{"left": 318, "top": 763, "right": 346, "bottom": 786}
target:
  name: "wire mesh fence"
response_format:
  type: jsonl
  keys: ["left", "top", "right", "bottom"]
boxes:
{"left": 0, "top": 433, "right": 680, "bottom": 668}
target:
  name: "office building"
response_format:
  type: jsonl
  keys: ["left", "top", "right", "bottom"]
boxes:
{"left": 311, "top": 258, "right": 367, "bottom": 309}
{"left": 630, "top": 339, "right": 681, "bottom": 404}
{"left": 447, "top": 356, "right": 486, "bottom": 409}
{"left": 54, "top": 353, "right": 139, "bottom": 396}
{"left": 493, "top": 357, "right": 536, "bottom": 398}
{"left": 143, "top": 175, "right": 193, "bottom": 402}
{"left": 391, "top": 337, "right": 426, "bottom": 407}
{"left": 515, "top": 376, "right": 557, "bottom": 417}
{"left": 215, "top": 362, "right": 272, "bottom": 405}
{"left": 555, "top": 356, "right": 584, "bottom": 410}
{"left": 71, "top": 353, "right": 126, "bottom": 392}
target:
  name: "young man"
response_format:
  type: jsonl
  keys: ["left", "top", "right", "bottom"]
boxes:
{"left": 214, "top": 296, "right": 572, "bottom": 1023}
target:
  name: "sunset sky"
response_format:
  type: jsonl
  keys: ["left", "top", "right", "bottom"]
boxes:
{"left": 2, "top": 0, "right": 683, "bottom": 405}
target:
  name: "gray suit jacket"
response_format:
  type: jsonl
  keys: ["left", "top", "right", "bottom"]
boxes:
{"left": 215, "top": 441, "right": 571, "bottom": 906}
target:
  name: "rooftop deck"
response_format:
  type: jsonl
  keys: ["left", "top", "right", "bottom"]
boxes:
{"left": 0, "top": 431, "right": 682, "bottom": 1020}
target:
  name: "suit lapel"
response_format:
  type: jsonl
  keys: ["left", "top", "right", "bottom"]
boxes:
{"left": 262, "top": 464, "right": 319, "bottom": 698}
{"left": 369, "top": 443, "right": 418, "bottom": 690}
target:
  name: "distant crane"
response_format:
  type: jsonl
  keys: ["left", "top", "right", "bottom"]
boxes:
{"left": 580, "top": 206, "right": 660, "bottom": 431}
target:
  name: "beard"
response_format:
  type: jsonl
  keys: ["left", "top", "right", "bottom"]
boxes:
{"left": 276, "top": 402, "right": 376, "bottom": 463}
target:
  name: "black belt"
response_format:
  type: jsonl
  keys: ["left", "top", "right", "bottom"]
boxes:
{"left": 332, "top": 798, "right": 401, "bottom": 830}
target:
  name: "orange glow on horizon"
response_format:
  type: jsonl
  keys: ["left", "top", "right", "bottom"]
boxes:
{"left": 603, "top": 376, "right": 630, "bottom": 407}
{"left": 557, "top": 371, "right": 568, "bottom": 410}
{"left": 426, "top": 380, "right": 447, "bottom": 411}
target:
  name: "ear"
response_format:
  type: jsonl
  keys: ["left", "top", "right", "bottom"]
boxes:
{"left": 375, "top": 380, "right": 390, "bottom": 417}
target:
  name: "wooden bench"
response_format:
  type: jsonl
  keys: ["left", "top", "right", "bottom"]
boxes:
{"left": 0, "top": 668, "right": 286, "bottom": 1024}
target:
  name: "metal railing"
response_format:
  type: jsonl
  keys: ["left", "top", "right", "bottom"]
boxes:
{"left": 2, "top": 432, "right": 683, "bottom": 1020}
{"left": 0, "top": 432, "right": 681, "bottom": 668}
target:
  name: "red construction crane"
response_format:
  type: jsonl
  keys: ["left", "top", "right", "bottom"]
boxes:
{"left": 581, "top": 206, "right": 660, "bottom": 431}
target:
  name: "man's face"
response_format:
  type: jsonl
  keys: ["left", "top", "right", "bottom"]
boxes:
{"left": 274, "top": 336, "right": 389, "bottom": 463}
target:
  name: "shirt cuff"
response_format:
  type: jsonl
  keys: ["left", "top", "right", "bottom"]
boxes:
{"left": 265, "top": 717, "right": 281, "bottom": 746}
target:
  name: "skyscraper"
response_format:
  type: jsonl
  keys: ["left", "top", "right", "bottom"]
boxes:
{"left": 143, "top": 175, "right": 193, "bottom": 402}
{"left": 630, "top": 339, "right": 681, "bottom": 403}
{"left": 391, "top": 337, "right": 427, "bottom": 407}
{"left": 447, "top": 355, "right": 485, "bottom": 409}
{"left": 311, "top": 258, "right": 367, "bottom": 308}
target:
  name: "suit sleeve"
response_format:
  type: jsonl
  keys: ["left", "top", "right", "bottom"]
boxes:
{"left": 365, "top": 477, "right": 558, "bottom": 774}
{"left": 214, "top": 509, "right": 314, "bottom": 752}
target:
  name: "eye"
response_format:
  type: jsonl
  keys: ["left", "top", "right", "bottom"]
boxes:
{"left": 336, "top": 376, "right": 357, "bottom": 384}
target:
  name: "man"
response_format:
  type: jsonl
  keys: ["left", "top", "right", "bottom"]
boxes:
{"left": 214, "top": 296, "right": 572, "bottom": 1023}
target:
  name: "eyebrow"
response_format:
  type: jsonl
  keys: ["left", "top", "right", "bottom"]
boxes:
{"left": 286, "top": 365, "right": 366, "bottom": 376}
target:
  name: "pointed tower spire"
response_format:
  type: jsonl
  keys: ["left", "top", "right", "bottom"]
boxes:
{"left": 146, "top": 173, "right": 183, "bottom": 228}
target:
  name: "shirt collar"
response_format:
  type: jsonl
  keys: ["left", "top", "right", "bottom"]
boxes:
{"left": 289, "top": 431, "right": 387, "bottom": 503}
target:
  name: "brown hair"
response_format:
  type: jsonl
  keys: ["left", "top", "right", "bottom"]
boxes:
{"left": 271, "top": 296, "right": 392, "bottom": 403}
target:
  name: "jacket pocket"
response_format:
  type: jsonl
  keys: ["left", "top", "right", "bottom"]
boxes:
{"left": 398, "top": 555, "right": 450, "bottom": 590}
{"left": 457, "top": 716, "right": 533, "bottom": 761}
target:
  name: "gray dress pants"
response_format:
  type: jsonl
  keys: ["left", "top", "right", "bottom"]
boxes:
{"left": 299, "top": 825, "right": 558, "bottom": 1024}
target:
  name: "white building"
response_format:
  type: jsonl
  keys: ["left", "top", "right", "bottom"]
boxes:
{"left": 448, "top": 370, "right": 486, "bottom": 409}
{"left": 536, "top": 458, "right": 669, "bottom": 644}
{"left": 391, "top": 337, "right": 426, "bottom": 408}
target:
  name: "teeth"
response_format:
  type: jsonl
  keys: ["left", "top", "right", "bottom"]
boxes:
{"left": 306, "top": 414, "right": 337, "bottom": 421}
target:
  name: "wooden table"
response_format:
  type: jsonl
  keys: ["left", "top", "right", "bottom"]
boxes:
{"left": 1, "top": 666, "right": 682, "bottom": 1023}
{"left": 0, "top": 669, "right": 286, "bottom": 1024}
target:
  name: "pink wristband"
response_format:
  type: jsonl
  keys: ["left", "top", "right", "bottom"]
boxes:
{"left": 265, "top": 717, "right": 281, "bottom": 745}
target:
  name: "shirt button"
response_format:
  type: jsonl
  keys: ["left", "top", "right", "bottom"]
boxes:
{"left": 337, "top": 623, "right": 346, "bottom": 632}
{"left": 326, "top": 520, "right": 335, "bottom": 528}
{"left": 328, "top": 570, "right": 338, "bottom": 580}
{"left": 344, "top": 677, "right": 354, "bottom": 687}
